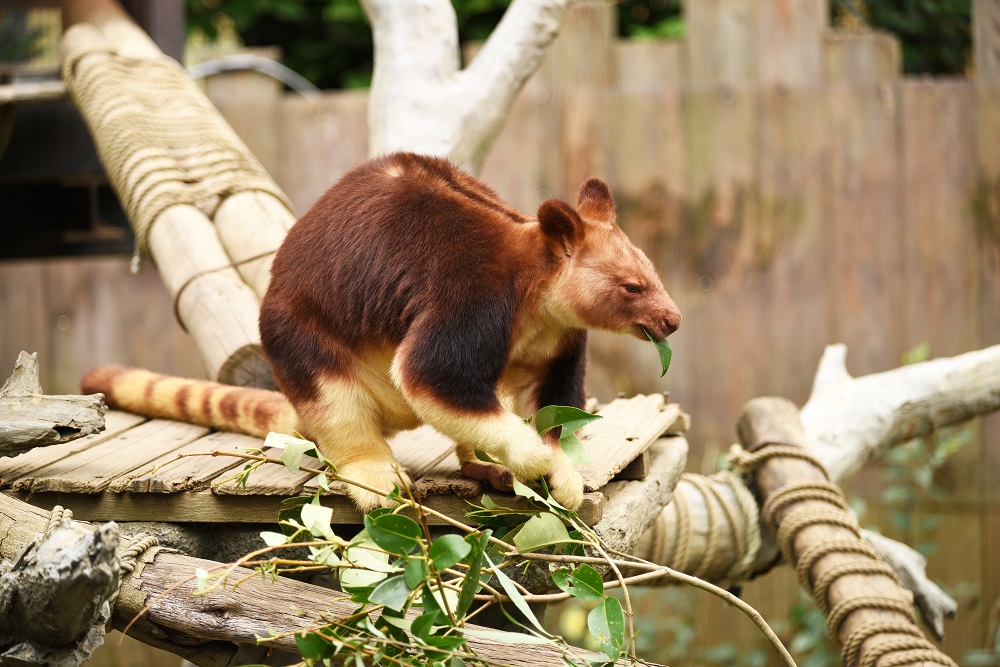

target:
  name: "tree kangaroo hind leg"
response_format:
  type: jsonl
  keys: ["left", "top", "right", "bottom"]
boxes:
{"left": 296, "top": 375, "right": 405, "bottom": 512}
{"left": 391, "top": 314, "right": 577, "bottom": 506}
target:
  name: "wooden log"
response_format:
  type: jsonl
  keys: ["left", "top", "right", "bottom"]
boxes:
{"left": 59, "top": 0, "right": 292, "bottom": 387}
{"left": 0, "top": 351, "right": 106, "bottom": 458}
{"left": 800, "top": 343, "right": 1000, "bottom": 484}
{"left": 737, "top": 397, "right": 955, "bottom": 667}
{"left": 0, "top": 519, "right": 117, "bottom": 666}
{"left": 146, "top": 204, "right": 272, "bottom": 387}
{"left": 0, "top": 492, "right": 641, "bottom": 667}
{"left": 212, "top": 191, "right": 296, "bottom": 300}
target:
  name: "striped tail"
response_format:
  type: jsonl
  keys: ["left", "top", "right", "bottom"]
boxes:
{"left": 81, "top": 366, "right": 298, "bottom": 438}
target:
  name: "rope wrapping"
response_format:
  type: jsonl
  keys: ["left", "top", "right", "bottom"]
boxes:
{"left": 62, "top": 46, "right": 292, "bottom": 268}
{"left": 727, "top": 442, "right": 958, "bottom": 667}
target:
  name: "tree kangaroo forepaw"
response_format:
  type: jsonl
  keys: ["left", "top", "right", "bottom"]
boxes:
{"left": 546, "top": 461, "right": 584, "bottom": 511}
{"left": 339, "top": 461, "right": 413, "bottom": 513}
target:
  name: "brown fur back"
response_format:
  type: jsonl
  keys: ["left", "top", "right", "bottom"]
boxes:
{"left": 81, "top": 366, "right": 298, "bottom": 438}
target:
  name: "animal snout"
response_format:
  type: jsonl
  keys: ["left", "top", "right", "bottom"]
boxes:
{"left": 663, "top": 310, "right": 681, "bottom": 335}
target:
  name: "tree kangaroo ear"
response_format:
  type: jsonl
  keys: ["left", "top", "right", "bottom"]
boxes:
{"left": 538, "top": 199, "right": 582, "bottom": 255}
{"left": 576, "top": 178, "right": 616, "bottom": 223}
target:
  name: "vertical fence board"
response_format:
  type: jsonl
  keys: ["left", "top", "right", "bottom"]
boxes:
{"left": 974, "top": 0, "right": 1000, "bottom": 81}
{"left": 684, "top": 0, "right": 755, "bottom": 87}
{"left": 755, "top": 88, "right": 833, "bottom": 405}
{"left": 275, "top": 91, "right": 368, "bottom": 215}
{"left": 823, "top": 32, "right": 902, "bottom": 84}
{"left": 41, "top": 257, "right": 205, "bottom": 394}
{"left": 0, "top": 261, "right": 51, "bottom": 386}
{"left": 755, "top": 0, "right": 826, "bottom": 87}
{"left": 974, "top": 85, "right": 1000, "bottom": 507}
{"left": 899, "top": 82, "right": 982, "bottom": 505}
{"left": 204, "top": 57, "right": 282, "bottom": 177}
{"left": 824, "top": 84, "right": 903, "bottom": 376}
{"left": 681, "top": 87, "right": 759, "bottom": 460}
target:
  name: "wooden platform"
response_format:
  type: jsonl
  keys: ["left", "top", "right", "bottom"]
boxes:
{"left": 1, "top": 394, "right": 687, "bottom": 526}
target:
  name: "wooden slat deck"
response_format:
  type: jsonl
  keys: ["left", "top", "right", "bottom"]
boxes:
{"left": 1, "top": 395, "right": 687, "bottom": 526}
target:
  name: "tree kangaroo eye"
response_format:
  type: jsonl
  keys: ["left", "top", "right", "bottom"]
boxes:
{"left": 624, "top": 284, "right": 641, "bottom": 294}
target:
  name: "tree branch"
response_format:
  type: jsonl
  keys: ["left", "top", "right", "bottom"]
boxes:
{"left": 800, "top": 343, "right": 1000, "bottom": 483}
{"left": 0, "top": 351, "right": 107, "bottom": 458}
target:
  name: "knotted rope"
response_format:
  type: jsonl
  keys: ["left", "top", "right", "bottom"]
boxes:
{"left": 727, "top": 443, "right": 957, "bottom": 667}
{"left": 62, "top": 42, "right": 292, "bottom": 270}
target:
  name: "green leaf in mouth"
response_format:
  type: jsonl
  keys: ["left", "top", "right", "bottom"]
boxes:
{"left": 643, "top": 327, "right": 673, "bottom": 377}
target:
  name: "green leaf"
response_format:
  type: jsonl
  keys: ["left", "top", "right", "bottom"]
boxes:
{"left": 410, "top": 610, "right": 441, "bottom": 641}
{"left": 259, "top": 531, "right": 287, "bottom": 547}
{"left": 404, "top": 557, "right": 428, "bottom": 590}
{"left": 300, "top": 502, "right": 334, "bottom": 539}
{"left": 456, "top": 531, "right": 490, "bottom": 618}
{"left": 511, "top": 477, "right": 547, "bottom": 504}
{"left": 365, "top": 513, "right": 422, "bottom": 555}
{"left": 552, "top": 564, "right": 604, "bottom": 601}
{"left": 430, "top": 534, "right": 472, "bottom": 571}
{"left": 484, "top": 553, "right": 549, "bottom": 635}
{"left": 533, "top": 405, "right": 602, "bottom": 437}
{"left": 588, "top": 596, "right": 626, "bottom": 660}
{"left": 369, "top": 575, "right": 411, "bottom": 612}
{"left": 513, "top": 512, "right": 572, "bottom": 552}
{"left": 474, "top": 449, "right": 501, "bottom": 465}
{"left": 295, "top": 631, "right": 334, "bottom": 660}
{"left": 558, "top": 432, "right": 593, "bottom": 465}
{"left": 643, "top": 327, "right": 673, "bottom": 377}
{"left": 266, "top": 433, "right": 317, "bottom": 472}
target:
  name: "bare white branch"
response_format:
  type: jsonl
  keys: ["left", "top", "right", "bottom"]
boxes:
{"left": 800, "top": 343, "right": 1000, "bottom": 483}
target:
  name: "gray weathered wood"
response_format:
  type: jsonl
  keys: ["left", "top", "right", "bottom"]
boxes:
{"left": 0, "top": 519, "right": 117, "bottom": 666}
{"left": 0, "top": 492, "right": 637, "bottom": 666}
{"left": 0, "top": 351, "right": 107, "bottom": 458}
{"left": 13, "top": 419, "right": 210, "bottom": 493}
{"left": 0, "top": 411, "right": 146, "bottom": 488}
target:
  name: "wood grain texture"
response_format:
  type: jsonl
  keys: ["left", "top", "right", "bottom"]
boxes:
{"left": 10, "top": 487, "right": 605, "bottom": 526}
{"left": 0, "top": 410, "right": 147, "bottom": 487}
{"left": 578, "top": 397, "right": 681, "bottom": 490}
{"left": 823, "top": 32, "right": 901, "bottom": 84}
{"left": 107, "top": 430, "right": 258, "bottom": 493}
{"left": 13, "top": 418, "right": 209, "bottom": 493}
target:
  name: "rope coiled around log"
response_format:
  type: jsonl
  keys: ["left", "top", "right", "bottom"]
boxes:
{"left": 728, "top": 443, "right": 958, "bottom": 667}
{"left": 62, "top": 43, "right": 292, "bottom": 269}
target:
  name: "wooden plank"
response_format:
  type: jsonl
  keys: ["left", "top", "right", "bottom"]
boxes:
{"left": 107, "top": 430, "right": 259, "bottom": 493}
{"left": 0, "top": 261, "right": 51, "bottom": 389}
{"left": 0, "top": 410, "right": 147, "bottom": 488}
{"left": 974, "top": 0, "right": 1000, "bottom": 82}
{"left": 616, "top": 40, "right": 684, "bottom": 89}
{"left": 755, "top": 0, "right": 825, "bottom": 87}
{"left": 40, "top": 256, "right": 205, "bottom": 395}
{"left": 825, "top": 84, "right": 903, "bottom": 376}
{"left": 276, "top": 91, "right": 368, "bottom": 215}
{"left": 680, "top": 85, "right": 759, "bottom": 464}
{"left": 974, "top": 84, "right": 1000, "bottom": 505}
{"left": 9, "top": 488, "right": 605, "bottom": 526}
{"left": 823, "top": 32, "right": 901, "bottom": 84}
{"left": 579, "top": 397, "right": 680, "bottom": 490}
{"left": 212, "top": 447, "right": 320, "bottom": 496}
{"left": 13, "top": 419, "right": 210, "bottom": 493}
{"left": 899, "top": 81, "right": 981, "bottom": 504}
{"left": 683, "top": 0, "right": 754, "bottom": 87}
{"left": 755, "top": 88, "right": 832, "bottom": 405}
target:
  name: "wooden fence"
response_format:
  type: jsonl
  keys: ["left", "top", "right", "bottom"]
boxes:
{"left": 2, "top": 0, "right": 999, "bottom": 662}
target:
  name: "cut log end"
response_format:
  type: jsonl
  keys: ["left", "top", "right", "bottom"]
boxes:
{"left": 216, "top": 344, "right": 276, "bottom": 390}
